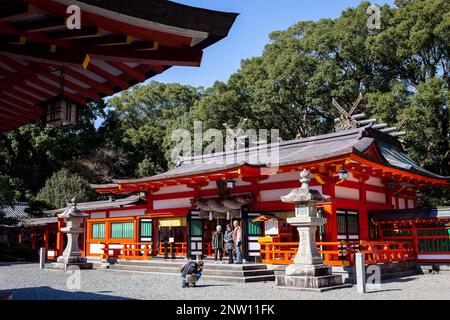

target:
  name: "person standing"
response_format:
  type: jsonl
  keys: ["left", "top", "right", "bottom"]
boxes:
{"left": 232, "top": 220, "right": 243, "bottom": 264}
{"left": 211, "top": 225, "right": 224, "bottom": 263}
{"left": 224, "top": 224, "right": 234, "bottom": 264}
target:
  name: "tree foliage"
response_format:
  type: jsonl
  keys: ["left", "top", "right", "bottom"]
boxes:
{"left": 35, "top": 168, "right": 96, "bottom": 209}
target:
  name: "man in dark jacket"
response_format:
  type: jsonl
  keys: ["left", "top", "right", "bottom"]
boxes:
{"left": 180, "top": 261, "right": 204, "bottom": 288}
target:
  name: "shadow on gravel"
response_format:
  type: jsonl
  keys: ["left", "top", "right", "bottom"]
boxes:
{"left": 366, "top": 289, "right": 402, "bottom": 294}
{"left": 382, "top": 277, "right": 416, "bottom": 284}
{"left": 0, "top": 286, "right": 132, "bottom": 300}
{"left": 193, "top": 284, "right": 232, "bottom": 288}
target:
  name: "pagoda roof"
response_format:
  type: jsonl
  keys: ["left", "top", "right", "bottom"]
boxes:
{"left": 98, "top": 127, "right": 448, "bottom": 192}
{"left": 0, "top": 0, "right": 238, "bottom": 131}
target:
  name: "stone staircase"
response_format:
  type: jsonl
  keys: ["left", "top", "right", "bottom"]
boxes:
{"left": 103, "top": 260, "right": 275, "bottom": 283}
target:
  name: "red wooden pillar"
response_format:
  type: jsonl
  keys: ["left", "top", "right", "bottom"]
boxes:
{"left": 359, "top": 178, "right": 369, "bottom": 240}
{"left": 322, "top": 181, "right": 337, "bottom": 242}
{"left": 56, "top": 219, "right": 64, "bottom": 256}
{"left": 43, "top": 230, "right": 49, "bottom": 251}
{"left": 31, "top": 232, "right": 36, "bottom": 250}
{"left": 85, "top": 220, "right": 92, "bottom": 257}
{"left": 411, "top": 222, "right": 419, "bottom": 256}
{"left": 377, "top": 222, "right": 384, "bottom": 241}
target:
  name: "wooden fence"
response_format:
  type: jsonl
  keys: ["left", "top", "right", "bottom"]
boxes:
{"left": 260, "top": 241, "right": 416, "bottom": 267}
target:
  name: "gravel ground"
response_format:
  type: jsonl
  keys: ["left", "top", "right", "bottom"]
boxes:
{"left": 0, "top": 263, "right": 449, "bottom": 300}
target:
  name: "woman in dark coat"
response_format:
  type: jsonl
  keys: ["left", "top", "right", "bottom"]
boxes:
{"left": 224, "top": 224, "right": 234, "bottom": 264}
{"left": 211, "top": 225, "right": 224, "bottom": 263}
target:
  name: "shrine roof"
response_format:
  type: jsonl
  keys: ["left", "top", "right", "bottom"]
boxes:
{"left": 0, "top": 0, "right": 238, "bottom": 131}
{"left": 45, "top": 195, "right": 142, "bottom": 214}
{"left": 111, "top": 127, "right": 449, "bottom": 186}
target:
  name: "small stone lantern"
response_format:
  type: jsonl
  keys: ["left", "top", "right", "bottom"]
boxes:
{"left": 276, "top": 170, "right": 349, "bottom": 291}
{"left": 52, "top": 198, "right": 92, "bottom": 270}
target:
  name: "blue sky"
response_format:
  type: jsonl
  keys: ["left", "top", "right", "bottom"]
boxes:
{"left": 151, "top": 0, "right": 395, "bottom": 88}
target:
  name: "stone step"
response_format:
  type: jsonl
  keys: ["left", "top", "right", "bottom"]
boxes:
{"left": 106, "top": 260, "right": 275, "bottom": 283}
{"left": 114, "top": 260, "right": 268, "bottom": 271}
{"left": 105, "top": 268, "right": 275, "bottom": 283}
{"left": 109, "top": 263, "right": 274, "bottom": 277}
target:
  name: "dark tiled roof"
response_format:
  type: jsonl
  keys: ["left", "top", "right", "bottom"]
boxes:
{"left": 1, "top": 202, "right": 30, "bottom": 219}
{"left": 372, "top": 207, "right": 450, "bottom": 222}
{"left": 114, "top": 129, "right": 368, "bottom": 184}
{"left": 90, "top": 183, "right": 119, "bottom": 189}
{"left": 46, "top": 195, "right": 142, "bottom": 214}
{"left": 21, "top": 217, "right": 58, "bottom": 227}
{"left": 109, "top": 127, "right": 448, "bottom": 185}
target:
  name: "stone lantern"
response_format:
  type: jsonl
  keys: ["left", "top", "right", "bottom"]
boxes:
{"left": 52, "top": 198, "right": 92, "bottom": 270}
{"left": 276, "top": 170, "right": 349, "bottom": 291}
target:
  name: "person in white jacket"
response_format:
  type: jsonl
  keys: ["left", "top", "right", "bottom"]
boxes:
{"left": 232, "top": 220, "right": 243, "bottom": 264}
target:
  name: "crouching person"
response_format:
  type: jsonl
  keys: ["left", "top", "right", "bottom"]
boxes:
{"left": 180, "top": 261, "right": 204, "bottom": 288}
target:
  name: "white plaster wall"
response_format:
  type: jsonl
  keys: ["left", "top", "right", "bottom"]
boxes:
{"left": 90, "top": 212, "right": 106, "bottom": 219}
{"left": 398, "top": 198, "right": 406, "bottom": 209}
{"left": 335, "top": 186, "right": 360, "bottom": 200}
{"left": 366, "top": 191, "right": 386, "bottom": 204}
{"left": 260, "top": 185, "right": 322, "bottom": 202}
{"left": 408, "top": 199, "right": 415, "bottom": 209}
{"left": 366, "top": 177, "right": 384, "bottom": 187}
{"left": 260, "top": 171, "right": 300, "bottom": 184}
{"left": 153, "top": 197, "right": 191, "bottom": 210}
{"left": 109, "top": 209, "right": 145, "bottom": 218}
{"left": 154, "top": 185, "right": 191, "bottom": 195}
{"left": 260, "top": 188, "right": 294, "bottom": 202}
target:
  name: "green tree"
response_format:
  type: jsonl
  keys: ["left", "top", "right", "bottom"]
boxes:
{"left": 35, "top": 168, "right": 96, "bottom": 209}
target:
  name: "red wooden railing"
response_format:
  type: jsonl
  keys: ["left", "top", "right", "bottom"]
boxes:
{"left": 99, "top": 242, "right": 152, "bottom": 260}
{"left": 382, "top": 226, "right": 450, "bottom": 262}
{"left": 260, "top": 241, "right": 416, "bottom": 267}
{"left": 157, "top": 242, "right": 187, "bottom": 257}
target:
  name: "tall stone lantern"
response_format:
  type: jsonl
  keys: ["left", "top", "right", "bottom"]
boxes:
{"left": 52, "top": 198, "right": 93, "bottom": 270}
{"left": 276, "top": 170, "right": 349, "bottom": 291}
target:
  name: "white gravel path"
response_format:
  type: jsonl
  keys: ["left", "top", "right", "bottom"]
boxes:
{"left": 0, "top": 263, "right": 449, "bottom": 300}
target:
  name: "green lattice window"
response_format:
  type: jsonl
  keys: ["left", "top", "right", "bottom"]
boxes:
{"left": 140, "top": 221, "right": 152, "bottom": 237}
{"left": 418, "top": 229, "right": 450, "bottom": 253}
{"left": 111, "top": 222, "right": 134, "bottom": 239}
{"left": 91, "top": 223, "right": 105, "bottom": 239}
{"left": 190, "top": 220, "right": 202, "bottom": 237}
{"left": 248, "top": 220, "right": 261, "bottom": 236}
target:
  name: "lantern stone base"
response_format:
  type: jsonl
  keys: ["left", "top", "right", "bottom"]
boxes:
{"left": 50, "top": 256, "right": 93, "bottom": 270}
{"left": 276, "top": 264, "right": 351, "bottom": 292}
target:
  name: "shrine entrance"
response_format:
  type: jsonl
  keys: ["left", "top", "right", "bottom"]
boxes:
{"left": 156, "top": 218, "right": 187, "bottom": 257}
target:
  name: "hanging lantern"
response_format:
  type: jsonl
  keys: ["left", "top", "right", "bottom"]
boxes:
{"left": 44, "top": 68, "right": 79, "bottom": 127}
{"left": 338, "top": 168, "right": 349, "bottom": 181}
{"left": 139, "top": 189, "right": 148, "bottom": 199}
{"left": 226, "top": 211, "right": 230, "bottom": 221}
{"left": 209, "top": 211, "right": 213, "bottom": 221}
{"left": 45, "top": 98, "right": 79, "bottom": 127}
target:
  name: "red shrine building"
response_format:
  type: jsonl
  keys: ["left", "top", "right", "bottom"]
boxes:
{"left": 1, "top": 1, "right": 448, "bottom": 267}
{"left": 44, "top": 126, "right": 449, "bottom": 265}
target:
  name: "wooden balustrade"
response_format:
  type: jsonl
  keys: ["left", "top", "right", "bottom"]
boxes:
{"left": 383, "top": 227, "right": 450, "bottom": 257}
{"left": 260, "top": 240, "right": 416, "bottom": 267}
{"left": 99, "top": 242, "right": 152, "bottom": 260}
{"left": 119, "top": 243, "right": 152, "bottom": 260}
{"left": 157, "top": 242, "right": 187, "bottom": 257}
